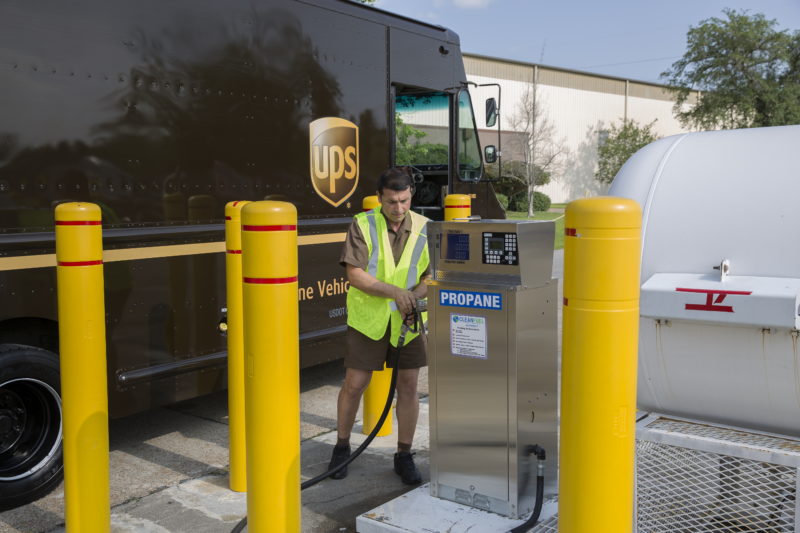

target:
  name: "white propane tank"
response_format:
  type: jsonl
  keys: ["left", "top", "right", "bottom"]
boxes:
{"left": 609, "top": 125, "right": 800, "bottom": 437}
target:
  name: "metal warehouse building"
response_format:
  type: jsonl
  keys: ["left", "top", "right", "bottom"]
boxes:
{"left": 462, "top": 53, "right": 700, "bottom": 204}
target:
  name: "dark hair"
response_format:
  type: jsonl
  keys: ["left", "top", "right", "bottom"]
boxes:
{"left": 377, "top": 167, "right": 415, "bottom": 195}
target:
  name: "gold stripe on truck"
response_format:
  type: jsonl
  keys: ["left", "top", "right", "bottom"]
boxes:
{"left": 0, "top": 232, "right": 347, "bottom": 272}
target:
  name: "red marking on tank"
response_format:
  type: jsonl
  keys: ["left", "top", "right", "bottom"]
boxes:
{"left": 242, "top": 225, "right": 296, "bottom": 231}
{"left": 243, "top": 276, "right": 298, "bottom": 284}
{"left": 58, "top": 260, "right": 103, "bottom": 267}
{"left": 55, "top": 220, "right": 101, "bottom": 226}
{"left": 676, "top": 287, "right": 752, "bottom": 313}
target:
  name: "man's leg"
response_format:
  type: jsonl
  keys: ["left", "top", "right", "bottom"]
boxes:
{"left": 337, "top": 368, "right": 373, "bottom": 440}
{"left": 328, "top": 368, "right": 372, "bottom": 480}
{"left": 395, "top": 367, "right": 420, "bottom": 446}
{"left": 394, "top": 367, "right": 422, "bottom": 484}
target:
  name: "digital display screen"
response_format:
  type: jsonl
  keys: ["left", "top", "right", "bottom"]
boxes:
{"left": 488, "top": 237, "right": 504, "bottom": 251}
{"left": 446, "top": 233, "right": 470, "bottom": 261}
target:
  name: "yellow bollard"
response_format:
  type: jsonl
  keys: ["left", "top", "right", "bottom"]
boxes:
{"left": 55, "top": 202, "right": 110, "bottom": 533}
{"left": 444, "top": 194, "right": 471, "bottom": 221}
{"left": 360, "top": 194, "right": 393, "bottom": 436}
{"left": 225, "top": 200, "right": 250, "bottom": 492}
{"left": 559, "top": 197, "right": 641, "bottom": 533}
{"left": 362, "top": 195, "right": 379, "bottom": 212}
{"left": 241, "top": 201, "right": 300, "bottom": 533}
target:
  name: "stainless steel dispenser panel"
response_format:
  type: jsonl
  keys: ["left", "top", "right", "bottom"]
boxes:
{"left": 427, "top": 220, "right": 558, "bottom": 519}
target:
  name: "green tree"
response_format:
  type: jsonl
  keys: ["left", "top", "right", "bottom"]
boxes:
{"left": 662, "top": 9, "right": 800, "bottom": 130}
{"left": 595, "top": 119, "right": 658, "bottom": 184}
{"left": 395, "top": 114, "right": 448, "bottom": 165}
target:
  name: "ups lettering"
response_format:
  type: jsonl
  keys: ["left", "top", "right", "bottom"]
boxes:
{"left": 312, "top": 145, "right": 357, "bottom": 193}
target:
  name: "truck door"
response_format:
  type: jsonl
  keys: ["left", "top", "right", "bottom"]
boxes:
{"left": 393, "top": 87, "right": 502, "bottom": 220}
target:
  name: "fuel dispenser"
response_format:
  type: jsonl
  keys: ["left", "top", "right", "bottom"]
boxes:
{"left": 358, "top": 219, "right": 559, "bottom": 531}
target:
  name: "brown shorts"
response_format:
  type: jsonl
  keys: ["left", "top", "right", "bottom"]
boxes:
{"left": 344, "top": 325, "right": 427, "bottom": 371}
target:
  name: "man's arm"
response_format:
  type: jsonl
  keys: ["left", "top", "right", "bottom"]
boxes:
{"left": 345, "top": 263, "right": 418, "bottom": 317}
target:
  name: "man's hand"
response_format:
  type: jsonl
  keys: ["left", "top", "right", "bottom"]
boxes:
{"left": 393, "top": 287, "right": 416, "bottom": 318}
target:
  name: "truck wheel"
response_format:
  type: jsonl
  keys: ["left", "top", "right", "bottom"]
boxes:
{"left": 0, "top": 344, "right": 63, "bottom": 511}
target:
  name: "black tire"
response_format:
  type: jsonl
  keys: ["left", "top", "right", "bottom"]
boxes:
{"left": 0, "top": 344, "right": 63, "bottom": 511}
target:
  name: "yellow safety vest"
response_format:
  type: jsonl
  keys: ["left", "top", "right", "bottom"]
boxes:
{"left": 346, "top": 207, "right": 430, "bottom": 347}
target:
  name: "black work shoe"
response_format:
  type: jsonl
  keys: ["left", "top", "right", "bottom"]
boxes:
{"left": 328, "top": 444, "right": 351, "bottom": 480}
{"left": 393, "top": 451, "right": 422, "bottom": 485}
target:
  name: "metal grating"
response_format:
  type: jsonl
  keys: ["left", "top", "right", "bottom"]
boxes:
{"left": 646, "top": 418, "right": 800, "bottom": 455}
{"left": 637, "top": 421, "right": 798, "bottom": 532}
{"left": 530, "top": 514, "right": 558, "bottom": 532}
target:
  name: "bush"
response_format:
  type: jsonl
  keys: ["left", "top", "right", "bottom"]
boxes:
{"left": 533, "top": 191, "right": 551, "bottom": 212}
{"left": 508, "top": 193, "right": 526, "bottom": 211}
{"left": 495, "top": 193, "right": 509, "bottom": 210}
{"left": 509, "top": 191, "right": 551, "bottom": 213}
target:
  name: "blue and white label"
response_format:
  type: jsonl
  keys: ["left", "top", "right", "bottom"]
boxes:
{"left": 439, "top": 289, "right": 502, "bottom": 310}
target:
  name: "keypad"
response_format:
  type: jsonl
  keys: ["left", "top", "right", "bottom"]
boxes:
{"left": 481, "top": 232, "right": 519, "bottom": 266}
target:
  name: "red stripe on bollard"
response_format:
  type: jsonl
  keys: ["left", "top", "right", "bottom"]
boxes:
{"left": 445, "top": 205, "right": 471, "bottom": 209}
{"left": 55, "top": 220, "right": 102, "bottom": 226}
{"left": 243, "top": 276, "right": 298, "bottom": 284}
{"left": 242, "top": 225, "right": 297, "bottom": 232}
{"left": 227, "top": 250, "right": 242, "bottom": 254}
{"left": 57, "top": 260, "right": 104, "bottom": 267}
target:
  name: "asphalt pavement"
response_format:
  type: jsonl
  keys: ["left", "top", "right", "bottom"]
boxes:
{"left": 0, "top": 250, "right": 563, "bottom": 533}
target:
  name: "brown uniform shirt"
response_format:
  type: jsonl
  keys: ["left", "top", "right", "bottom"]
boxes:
{"left": 339, "top": 210, "right": 428, "bottom": 370}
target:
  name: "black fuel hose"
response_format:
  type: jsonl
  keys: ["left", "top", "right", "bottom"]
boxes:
{"left": 231, "top": 305, "right": 424, "bottom": 533}
{"left": 509, "top": 445, "right": 546, "bottom": 533}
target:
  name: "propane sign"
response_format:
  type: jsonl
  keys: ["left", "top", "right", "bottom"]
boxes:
{"left": 439, "top": 289, "right": 502, "bottom": 310}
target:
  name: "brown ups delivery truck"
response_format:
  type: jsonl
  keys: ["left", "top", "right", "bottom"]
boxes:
{"left": 0, "top": 0, "right": 504, "bottom": 509}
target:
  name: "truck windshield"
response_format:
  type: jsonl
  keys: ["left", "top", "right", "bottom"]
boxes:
{"left": 457, "top": 90, "right": 482, "bottom": 182}
{"left": 395, "top": 92, "right": 449, "bottom": 167}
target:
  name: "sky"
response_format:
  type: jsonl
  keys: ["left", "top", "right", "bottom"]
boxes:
{"left": 375, "top": 0, "right": 800, "bottom": 84}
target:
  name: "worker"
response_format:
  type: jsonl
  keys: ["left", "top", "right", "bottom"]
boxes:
{"left": 328, "top": 166, "right": 430, "bottom": 484}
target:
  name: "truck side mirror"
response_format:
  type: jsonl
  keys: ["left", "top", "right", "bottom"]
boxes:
{"left": 485, "top": 98, "right": 497, "bottom": 128}
{"left": 484, "top": 145, "right": 497, "bottom": 164}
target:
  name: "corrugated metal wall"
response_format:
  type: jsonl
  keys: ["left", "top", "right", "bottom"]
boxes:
{"left": 462, "top": 54, "right": 699, "bottom": 203}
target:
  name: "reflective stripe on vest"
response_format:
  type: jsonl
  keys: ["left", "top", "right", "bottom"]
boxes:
{"left": 365, "top": 209, "right": 379, "bottom": 277}
{"left": 405, "top": 224, "right": 427, "bottom": 289}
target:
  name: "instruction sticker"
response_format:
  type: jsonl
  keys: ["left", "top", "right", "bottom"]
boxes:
{"left": 450, "top": 314, "right": 487, "bottom": 359}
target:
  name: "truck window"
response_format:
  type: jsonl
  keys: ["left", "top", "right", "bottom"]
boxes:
{"left": 394, "top": 92, "right": 449, "bottom": 167}
{"left": 457, "top": 90, "right": 482, "bottom": 182}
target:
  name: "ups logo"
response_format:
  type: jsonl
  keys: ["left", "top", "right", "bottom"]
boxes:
{"left": 309, "top": 117, "right": 359, "bottom": 207}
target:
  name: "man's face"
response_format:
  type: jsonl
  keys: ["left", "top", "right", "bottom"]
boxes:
{"left": 378, "top": 187, "right": 413, "bottom": 224}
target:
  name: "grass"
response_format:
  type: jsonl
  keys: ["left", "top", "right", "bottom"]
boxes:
{"left": 506, "top": 210, "right": 565, "bottom": 249}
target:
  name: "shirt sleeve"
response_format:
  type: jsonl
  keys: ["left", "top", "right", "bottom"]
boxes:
{"left": 339, "top": 219, "right": 369, "bottom": 269}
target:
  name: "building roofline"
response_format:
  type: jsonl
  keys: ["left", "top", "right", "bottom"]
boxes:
{"left": 463, "top": 51, "right": 682, "bottom": 91}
